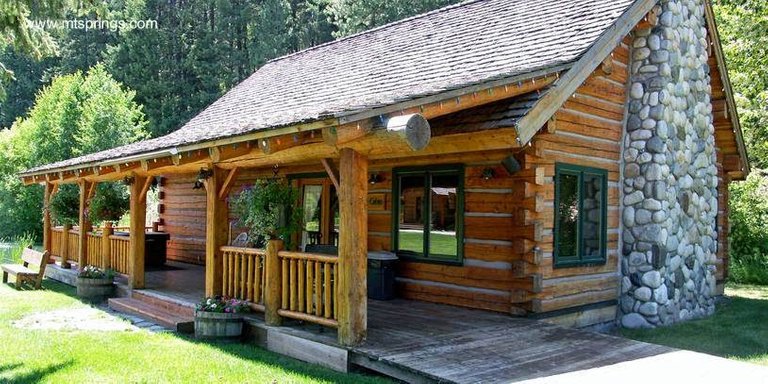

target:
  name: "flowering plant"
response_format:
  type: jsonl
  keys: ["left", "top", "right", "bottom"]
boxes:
{"left": 196, "top": 296, "right": 251, "bottom": 314}
{"left": 78, "top": 265, "right": 116, "bottom": 279}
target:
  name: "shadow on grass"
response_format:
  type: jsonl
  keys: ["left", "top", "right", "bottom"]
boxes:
{"left": 622, "top": 291, "right": 768, "bottom": 361}
{"left": 1, "top": 360, "right": 73, "bottom": 384}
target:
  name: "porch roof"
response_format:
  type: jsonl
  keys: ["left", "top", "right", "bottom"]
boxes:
{"left": 21, "top": 0, "right": 638, "bottom": 176}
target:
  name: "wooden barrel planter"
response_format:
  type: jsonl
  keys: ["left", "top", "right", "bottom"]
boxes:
{"left": 194, "top": 311, "right": 244, "bottom": 341}
{"left": 76, "top": 277, "right": 115, "bottom": 302}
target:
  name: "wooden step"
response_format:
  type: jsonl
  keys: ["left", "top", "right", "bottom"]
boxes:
{"left": 131, "top": 290, "right": 196, "bottom": 318}
{"left": 108, "top": 297, "right": 194, "bottom": 333}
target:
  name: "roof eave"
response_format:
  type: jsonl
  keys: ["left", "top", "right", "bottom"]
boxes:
{"left": 704, "top": 0, "right": 750, "bottom": 180}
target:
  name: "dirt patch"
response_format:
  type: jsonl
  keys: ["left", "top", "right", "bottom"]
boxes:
{"left": 13, "top": 307, "right": 138, "bottom": 332}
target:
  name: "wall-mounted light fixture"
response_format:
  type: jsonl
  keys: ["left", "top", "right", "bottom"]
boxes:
{"left": 368, "top": 172, "right": 383, "bottom": 185}
{"left": 481, "top": 168, "right": 496, "bottom": 180}
{"left": 123, "top": 176, "right": 135, "bottom": 185}
{"left": 193, "top": 168, "right": 214, "bottom": 190}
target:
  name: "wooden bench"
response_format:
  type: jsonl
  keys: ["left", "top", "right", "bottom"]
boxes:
{"left": 2, "top": 248, "right": 51, "bottom": 289}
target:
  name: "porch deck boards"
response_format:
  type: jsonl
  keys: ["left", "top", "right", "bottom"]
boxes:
{"left": 352, "top": 299, "right": 673, "bottom": 383}
{"left": 143, "top": 261, "right": 204, "bottom": 303}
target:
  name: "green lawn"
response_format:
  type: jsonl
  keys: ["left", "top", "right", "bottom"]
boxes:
{"left": 398, "top": 231, "right": 457, "bottom": 257}
{"left": 0, "top": 280, "right": 390, "bottom": 384}
{"left": 621, "top": 284, "right": 768, "bottom": 366}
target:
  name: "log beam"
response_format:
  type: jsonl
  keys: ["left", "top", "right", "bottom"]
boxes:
{"left": 264, "top": 239, "right": 284, "bottom": 326}
{"left": 77, "top": 180, "right": 92, "bottom": 268}
{"left": 129, "top": 175, "right": 147, "bottom": 289}
{"left": 337, "top": 148, "right": 368, "bottom": 346}
{"left": 42, "top": 183, "right": 54, "bottom": 259}
{"left": 218, "top": 167, "right": 239, "bottom": 201}
{"left": 204, "top": 167, "right": 227, "bottom": 296}
{"left": 320, "top": 158, "right": 340, "bottom": 191}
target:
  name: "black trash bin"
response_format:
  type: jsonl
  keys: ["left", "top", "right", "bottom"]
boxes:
{"left": 367, "top": 251, "right": 398, "bottom": 300}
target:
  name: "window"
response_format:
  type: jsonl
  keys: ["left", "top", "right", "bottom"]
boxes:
{"left": 393, "top": 166, "right": 464, "bottom": 263}
{"left": 554, "top": 163, "right": 607, "bottom": 267}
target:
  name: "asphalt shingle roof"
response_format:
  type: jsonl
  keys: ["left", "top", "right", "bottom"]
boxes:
{"left": 22, "top": 0, "right": 637, "bottom": 175}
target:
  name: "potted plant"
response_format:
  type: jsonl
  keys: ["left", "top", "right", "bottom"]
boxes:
{"left": 194, "top": 296, "right": 251, "bottom": 340}
{"left": 76, "top": 265, "right": 116, "bottom": 302}
{"left": 231, "top": 179, "right": 302, "bottom": 247}
{"left": 88, "top": 183, "right": 130, "bottom": 225}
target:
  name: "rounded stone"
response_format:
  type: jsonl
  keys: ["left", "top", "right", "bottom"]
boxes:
{"left": 635, "top": 209, "right": 652, "bottom": 225}
{"left": 625, "top": 163, "right": 640, "bottom": 178}
{"left": 634, "top": 287, "right": 653, "bottom": 301}
{"left": 623, "top": 206, "right": 636, "bottom": 227}
{"left": 622, "top": 313, "right": 653, "bottom": 329}
{"left": 642, "top": 271, "right": 663, "bottom": 289}
{"left": 630, "top": 83, "right": 645, "bottom": 99}
{"left": 639, "top": 302, "right": 659, "bottom": 316}
{"left": 646, "top": 136, "right": 665, "bottom": 153}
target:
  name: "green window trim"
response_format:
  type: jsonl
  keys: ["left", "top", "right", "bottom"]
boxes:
{"left": 391, "top": 165, "right": 465, "bottom": 265}
{"left": 553, "top": 163, "right": 608, "bottom": 268}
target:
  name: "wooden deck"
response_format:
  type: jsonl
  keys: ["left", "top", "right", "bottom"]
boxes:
{"left": 250, "top": 299, "right": 672, "bottom": 383}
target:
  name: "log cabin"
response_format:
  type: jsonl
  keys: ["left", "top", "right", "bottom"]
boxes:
{"left": 20, "top": 0, "right": 748, "bottom": 351}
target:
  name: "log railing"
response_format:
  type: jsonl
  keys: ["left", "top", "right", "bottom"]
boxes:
{"left": 85, "top": 233, "right": 103, "bottom": 267}
{"left": 219, "top": 245, "right": 339, "bottom": 328}
{"left": 67, "top": 229, "right": 80, "bottom": 263}
{"left": 277, "top": 251, "right": 338, "bottom": 328}
{"left": 109, "top": 235, "right": 130, "bottom": 274}
{"left": 51, "top": 227, "right": 64, "bottom": 258}
{"left": 221, "top": 246, "right": 266, "bottom": 311}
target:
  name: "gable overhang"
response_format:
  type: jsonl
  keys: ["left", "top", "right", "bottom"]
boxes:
{"left": 704, "top": 0, "right": 750, "bottom": 180}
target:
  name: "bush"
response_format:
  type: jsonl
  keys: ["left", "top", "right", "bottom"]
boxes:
{"left": 49, "top": 184, "right": 80, "bottom": 226}
{"left": 728, "top": 171, "right": 768, "bottom": 285}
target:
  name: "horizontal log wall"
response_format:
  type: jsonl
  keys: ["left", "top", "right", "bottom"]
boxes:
{"left": 519, "top": 39, "right": 631, "bottom": 324}
{"left": 160, "top": 175, "right": 207, "bottom": 265}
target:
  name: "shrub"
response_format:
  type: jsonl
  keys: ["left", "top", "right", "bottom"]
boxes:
{"left": 728, "top": 171, "right": 768, "bottom": 285}
{"left": 49, "top": 184, "right": 80, "bottom": 226}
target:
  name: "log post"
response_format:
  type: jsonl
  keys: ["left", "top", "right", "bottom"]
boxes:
{"left": 337, "top": 148, "right": 368, "bottom": 346}
{"left": 264, "top": 239, "right": 284, "bottom": 326}
{"left": 77, "top": 180, "right": 92, "bottom": 268}
{"left": 101, "top": 222, "right": 113, "bottom": 269}
{"left": 129, "top": 175, "right": 147, "bottom": 289}
{"left": 61, "top": 223, "right": 72, "bottom": 269}
{"left": 42, "top": 182, "right": 54, "bottom": 262}
{"left": 204, "top": 167, "right": 227, "bottom": 296}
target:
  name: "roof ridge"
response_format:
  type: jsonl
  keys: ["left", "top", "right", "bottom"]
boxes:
{"left": 266, "top": 0, "right": 491, "bottom": 65}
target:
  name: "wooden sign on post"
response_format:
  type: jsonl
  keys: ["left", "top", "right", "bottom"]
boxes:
{"left": 367, "top": 193, "right": 386, "bottom": 211}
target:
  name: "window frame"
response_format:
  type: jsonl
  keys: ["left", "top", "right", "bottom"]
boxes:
{"left": 553, "top": 163, "right": 608, "bottom": 268}
{"left": 391, "top": 165, "right": 465, "bottom": 265}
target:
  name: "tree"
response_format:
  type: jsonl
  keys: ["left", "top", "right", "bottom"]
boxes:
{"left": 713, "top": 0, "right": 768, "bottom": 168}
{"left": 0, "top": 64, "right": 148, "bottom": 238}
{"left": 327, "top": 0, "right": 460, "bottom": 37}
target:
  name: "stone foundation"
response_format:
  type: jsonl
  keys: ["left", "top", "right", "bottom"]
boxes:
{"left": 619, "top": 0, "right": 718, "bottom": 328}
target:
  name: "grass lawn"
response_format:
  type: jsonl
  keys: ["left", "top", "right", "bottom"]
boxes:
{"left": 0, "top": 280, "right": 391, "bottom": 383}
{"left": 398, "top": 230, "right": 457, "bottom": 256}
{"left": 621, "top": 284, "right": 768, "bottom": 366}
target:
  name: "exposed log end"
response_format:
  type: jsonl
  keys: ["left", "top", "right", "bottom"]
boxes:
{"left": 386, "top": 114, "right": 431, "bottom": 151}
